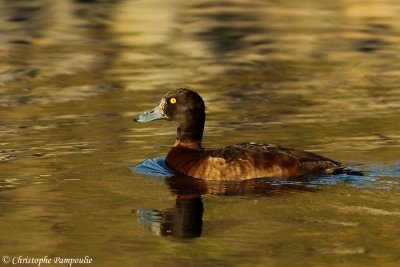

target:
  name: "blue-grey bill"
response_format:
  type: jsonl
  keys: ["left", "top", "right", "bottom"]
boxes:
{"left": 134, "top": 105, "right": 163, "bottom": 122}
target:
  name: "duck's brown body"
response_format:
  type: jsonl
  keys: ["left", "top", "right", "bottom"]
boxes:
{"left": 166, "top": 142, "right": 344, "bottom": 180}
{"left": 134, "top": 88, "right": 347, "bottom": 181}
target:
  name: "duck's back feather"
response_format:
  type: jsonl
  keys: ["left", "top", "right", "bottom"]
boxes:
{"left": 166, "top": 143, "right": 344, "bottom": 180}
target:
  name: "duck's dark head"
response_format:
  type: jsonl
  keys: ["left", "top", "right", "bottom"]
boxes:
{"left": 134, "top": 88, "right": 205, "bottom": 148}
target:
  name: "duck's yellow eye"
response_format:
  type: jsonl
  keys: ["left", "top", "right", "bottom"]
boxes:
{"left": 169, "top": 98, "right": 177, "bottom": 104}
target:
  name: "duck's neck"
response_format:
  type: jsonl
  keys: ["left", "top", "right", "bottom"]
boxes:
{"left": 173, "top": 112, "right": 205, "bottom": 150}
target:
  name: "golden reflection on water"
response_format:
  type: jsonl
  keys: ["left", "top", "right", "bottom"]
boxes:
{"left": 0, "top": 0, "right": 400, "bottom": 266}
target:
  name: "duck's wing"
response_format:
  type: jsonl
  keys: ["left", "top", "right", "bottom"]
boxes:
{"left": 207, "top": 142, "right": 338, "bottom": 162}
{"left": 203, "top": 143, "right": 346, "bottom": 178}
{"left": 265, "top": 144, "right": 347, "bottom": 174}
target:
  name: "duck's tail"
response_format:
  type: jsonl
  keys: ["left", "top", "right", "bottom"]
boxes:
{"left": 331, "top": 166, "right": 365, "bottom": 176}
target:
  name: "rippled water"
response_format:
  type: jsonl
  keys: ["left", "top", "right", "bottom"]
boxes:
{"left": 1, "top": 0, "right": 399, "bottom": 266}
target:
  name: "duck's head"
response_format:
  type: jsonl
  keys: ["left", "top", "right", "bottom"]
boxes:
{"left": 134, "top": 88, "right": 206, "bottom": 145}
{"left": 134, "top": 88, "right": 205, "bottom": 123}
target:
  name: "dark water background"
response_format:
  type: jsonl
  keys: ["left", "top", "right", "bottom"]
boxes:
{"left": 1, "top": 0, "right": 399, "bottom": 266}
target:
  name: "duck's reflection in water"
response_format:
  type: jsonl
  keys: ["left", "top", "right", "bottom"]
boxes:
{"left": 133, "top": 173, "right": 316, "bottom": 239}
{"left": 135, "top": 193, "right": 203, "bottom": 238}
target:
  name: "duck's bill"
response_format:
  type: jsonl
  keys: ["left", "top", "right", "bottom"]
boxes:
{"left": 133, "top": 105, "right": 164, "bottom": 122}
